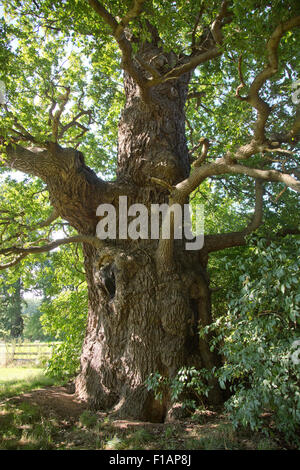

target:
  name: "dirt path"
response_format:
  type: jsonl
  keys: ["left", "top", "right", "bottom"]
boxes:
{"left": 4, "top": 386, "right": 87, "bottom": 422}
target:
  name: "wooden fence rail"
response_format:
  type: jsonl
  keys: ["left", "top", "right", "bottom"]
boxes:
{"left": 0, "top": 342, "right": 61, "bottom": 366}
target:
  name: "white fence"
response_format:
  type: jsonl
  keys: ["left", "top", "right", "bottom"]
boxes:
{"left": 0, "top": 341, "right": 60, "bottom": 366}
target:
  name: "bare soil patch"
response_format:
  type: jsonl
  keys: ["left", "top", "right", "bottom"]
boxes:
{"left": 4, "top": 385, "right": 87, "bottom": 422}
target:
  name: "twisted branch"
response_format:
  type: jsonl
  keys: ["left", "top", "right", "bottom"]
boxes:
{"left": 0, "top": 234, "right": 105, "bottom": 270}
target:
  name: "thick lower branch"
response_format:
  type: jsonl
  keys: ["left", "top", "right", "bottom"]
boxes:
{"left": 1, "top": 144, "right": 51, "bottom": 179}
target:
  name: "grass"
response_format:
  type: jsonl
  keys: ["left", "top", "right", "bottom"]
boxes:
{"left": 0, "top": 366, "right": 282, "bottom": 450}
{"left": 0, "top": 401, "right": 58, "bottom": 450}
{"left": 0, "top": 366, "right": 62, "bottom": 450}
{"left": 0, "top": 367, "right": 64, "bottom": 399}
{"left": 0, "top": 367, "right": 45, "bottom": 383}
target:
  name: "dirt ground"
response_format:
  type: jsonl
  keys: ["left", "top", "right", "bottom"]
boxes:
{"left": 3, "top": 384, "right": 227, "bottom": 435}
{"left": 4, "top": 384, "right": 221, "bottom": 426}
{"left": 5, "top": 385, "right": 87, "bottom": 422}
{"left": 0, "top": 385, "right": 281, "bottom": 450}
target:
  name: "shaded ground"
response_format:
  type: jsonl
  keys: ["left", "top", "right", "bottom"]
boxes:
{"left": 0, "top": 384, "right": 280, "bottom": 450}
{"left": 5, "top": 385, "right": 86, "bottom": 422}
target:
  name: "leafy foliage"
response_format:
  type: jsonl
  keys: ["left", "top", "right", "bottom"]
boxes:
{"left": 37, "top": 245, "right": 87, "bottom": 377}
{"left": 204, "top": 236, "right": 300, "bottom": 446}
{"left": 40, "top": 286, "right": 87, "bottom": 377}
{"left": 145, "top": 366, "right": 212, "bottom": 411}
{"left": 22, "top": 298, "right": 54, "bottom": 342}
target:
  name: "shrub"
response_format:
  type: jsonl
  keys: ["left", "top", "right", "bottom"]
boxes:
{"left": 205, "top": 237, "right": 300, "bottom": 447}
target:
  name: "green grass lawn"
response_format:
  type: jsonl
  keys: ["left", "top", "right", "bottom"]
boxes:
{"left": 0, "top": 367, "right": 44, "bottom": 383}
{"left": 0, "top": 367, "right": 60, "bottom": 399}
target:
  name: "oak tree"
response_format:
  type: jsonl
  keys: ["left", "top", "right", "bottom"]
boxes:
{"left": 0, "top": 0, "right": 299, "bottom": 421}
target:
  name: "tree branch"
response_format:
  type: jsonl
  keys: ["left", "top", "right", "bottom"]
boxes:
{"left": 235, "top": 15, "right": 300, "bottom": 146}
{"left": 88, "top": 0, "right": 230, "bottom": 99}
{"left": 0, "top": 234, "right": 106, "bottom": 270}
{"left": 275, "top": 227, "right": 300, "bottom": 237}
{"left": 0, "top": 143, "right": 51, "bottom": 178}
{"left": 0, "top": 210, "right": 60, "bottom": 247}
{"left": 51, "top": 86, "right": 71, "bottom": 142}
{"left": 173, "top": 155, "right": 300, "bottom": 204}
{"left": 235, "top": 54, "right": 247, "bottom": 101}
{"left": 58, "top": 109, "right": 92, "bottom": 140}
{"left": 191, "top": 3, "right": 205, "bottom": 51}
{"left": 34, "top": 210, "right": 60, "bottom": 229}
{"left": 0, "top": 235, "right": 104, "bottom": 257}
{"left": 114, "top": 0, "right": 146, "bottom": 38}
{"left": 2, "top": 104, "right": 39, "bottom": 145}
{"left": 150, "top": 177, "right": 173, "bottom": 193}
{"left": 87, "top": 0, "right": 149, "bottom": 99}
{"left": 146, "top": 1, "right": 231, "bottom": 87}
{"left": 155, "top": 152, "right": 299, "bottom": 265}
{"left": 0, "top": 254, "right": 27, "bottom": 271}
{"left": 192, "top": 138, "right": 210, "bottom": 167}
{"left": 204, "top": 179, "right": 264, "bottom": 253}
{"left": 210, "top": 0, "right": 230, "bottom": 45}
{"left": 87, "top": 0, "right": 118, "bottom": 31}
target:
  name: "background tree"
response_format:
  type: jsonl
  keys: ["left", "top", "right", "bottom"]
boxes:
{"left": 0, "top": 273, "right": 24, "bottom": 339}
{"left": 22, "top": 297, "right": 46, "bottom": 341}
{"left": 37, "top": 245, "right": 88, "bottom": 377}
{"left": 0, "top": 0, "right": 299, "bottom": 422}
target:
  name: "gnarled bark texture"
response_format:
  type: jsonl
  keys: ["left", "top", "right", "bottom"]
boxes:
{"left": 74, "top": 47, "right": 222, "bottom": 421}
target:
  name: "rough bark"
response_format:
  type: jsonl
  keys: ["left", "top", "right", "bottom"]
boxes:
{"left": 117, "top": 48, "right": 190, "bottom": 186}
{"left": 74, "top": 47, "right": 222, "bottom": 421}
{"left": 76, "top": 242, "right": 222, "bottom": 421}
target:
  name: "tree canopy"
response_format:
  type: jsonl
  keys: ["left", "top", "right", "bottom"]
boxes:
{"left": 0, "top": 0, "right": 299, "bottom": 268}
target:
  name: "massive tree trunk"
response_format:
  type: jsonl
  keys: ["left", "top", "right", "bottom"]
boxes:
{"left": 76, "top": 244, "right": 221, "bottom": 422}
{"left": 74, "top": 46, "right": 222, "bottom": 422}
